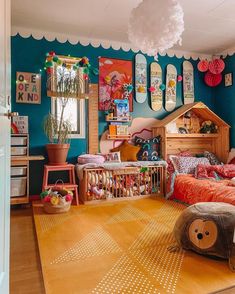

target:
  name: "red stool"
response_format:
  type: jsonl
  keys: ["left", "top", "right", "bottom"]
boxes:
{"left": 42, "top": 164, "right": 79, "bottom": 205}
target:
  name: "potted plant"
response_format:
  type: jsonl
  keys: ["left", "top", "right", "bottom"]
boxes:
{"left": 44, "top": 63, "right": 74, "bottom": 165}
{"left": 44, "top": 104, "right": 71, "bottom": 165}
{"left": 44, "top": 55, "right": 83, "bottom": 165}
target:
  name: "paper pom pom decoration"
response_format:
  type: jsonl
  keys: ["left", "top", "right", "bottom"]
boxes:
{"left": 197, "top": 60, "right": 209, "bottom": 72}
{"left": 128, "top": 0, "right": 184, "bottom": 56}
{"left": 126, "top": 84, "right": 133, "bottom": 92}
{"left": 208, "top": 59, "right": 225, "bottom": 74}
{"left": 148, "top": 86, "right": 156, "bottom": 92}
{"left": 204, "top": 71, "right": 222, "bottom": 87}
{"left": 177, "top": 75, "right": 183, "bottom": 82}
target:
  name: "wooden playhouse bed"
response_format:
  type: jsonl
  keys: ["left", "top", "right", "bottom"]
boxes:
{"left": 152, "top": 102, "right": 230, "bottom": 162}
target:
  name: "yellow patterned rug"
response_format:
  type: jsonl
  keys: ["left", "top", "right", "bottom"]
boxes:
{"left": 33, "top": 198, "right": 235, "bottom": 294}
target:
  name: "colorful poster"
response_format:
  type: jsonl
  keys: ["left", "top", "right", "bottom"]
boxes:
{"left": 16, "top": 72, "right": 41, "bottom": 104}
{"left": 99, "top": 57, "right": 133, "bottom": 111}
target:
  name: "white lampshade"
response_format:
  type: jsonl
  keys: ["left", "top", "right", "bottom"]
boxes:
{"left": 128, "top": 0, "right": 184, "bottom": 57}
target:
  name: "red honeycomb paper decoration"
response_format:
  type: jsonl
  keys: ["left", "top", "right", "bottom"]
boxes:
{"left": 208, "top": 58, "right": 225, "bottom": 74}
{"left": 197, "top": 60, "right": 209, "bottom": 72}
{"left": 204, "top": 71, "right": 222, "bottom": 87}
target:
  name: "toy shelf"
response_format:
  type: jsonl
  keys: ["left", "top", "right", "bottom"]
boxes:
{"left": 107, "top": 134, "right": 132, "bottom": 140}
{"left": 105, "top": 116, "right": 132, "bottom": 123}
{"left": 166, "top": 133, "right": 219, "bottom": 138}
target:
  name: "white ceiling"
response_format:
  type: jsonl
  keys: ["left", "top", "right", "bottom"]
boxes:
{"left": 11, "top": 0, "right": 235, "bottom": 55}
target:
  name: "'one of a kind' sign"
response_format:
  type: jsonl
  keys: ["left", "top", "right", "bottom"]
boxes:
{"left": 16, "top": 72, "right": 41, "bottom": 104}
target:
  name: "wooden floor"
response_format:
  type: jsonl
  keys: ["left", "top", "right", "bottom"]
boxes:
{"left": 10, "top": 205, "right": 45, "bottom": 294}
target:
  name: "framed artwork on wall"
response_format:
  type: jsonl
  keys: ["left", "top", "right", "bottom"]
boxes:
{"left": 16, "top": 72, "right": 41, "bottom": 104}
{"left": 225, "top": 73, "right": 233, "bottom": 87}
{"left": 98, "top": 57, "right": 133, "bottom": 111}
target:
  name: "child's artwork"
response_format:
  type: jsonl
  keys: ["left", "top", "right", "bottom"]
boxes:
{"left": 135, "top": 53, "right": 147, "bottom": 103}
{"left": 225, "top": 73, "right": 233, "bottom": 87}
{"left": 99, "top": 57, "right": 133, "bottom": 111}
{"left": 183, "top": 61, "right": 195, "bottom": 104}
{"left": 165, "top": 64, "right": 177, "bottom": 112}
{"left": 150, "top": 62, "right": 163, "bottom": 111}
{"left": 114, "top": 99, "right": 129, "bottom": 119}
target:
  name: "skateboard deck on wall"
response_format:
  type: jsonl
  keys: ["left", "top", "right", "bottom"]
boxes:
{"left": 165, "top": 64, "right": 177, "bottom": 112}
{"left": 150, "top": 62, "right": 163, "bottom": 111}
{"left": 183, "top": 61, "right": 195, "bottom": 104}
{"left": 135, "top": 53, "right": 147, "bottom": 103}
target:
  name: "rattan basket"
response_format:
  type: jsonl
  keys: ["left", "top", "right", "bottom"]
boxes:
{"left": 42, "top": 180, "right": 73, "bottom": 214}
{"left": 43, "top": 200, "right": 71, "bottom": 214}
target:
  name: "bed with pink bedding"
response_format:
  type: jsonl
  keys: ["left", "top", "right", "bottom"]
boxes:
{"left": 168, "top": 164, "right": 235, "bottom": 206}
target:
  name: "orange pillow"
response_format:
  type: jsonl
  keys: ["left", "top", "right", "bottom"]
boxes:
{"left": 111, "top": 141, "right": 140, "bottom": 162}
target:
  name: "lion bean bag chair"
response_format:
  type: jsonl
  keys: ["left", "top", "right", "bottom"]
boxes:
{"left": 173, "top": 202, "right": 235, "bottom": 271}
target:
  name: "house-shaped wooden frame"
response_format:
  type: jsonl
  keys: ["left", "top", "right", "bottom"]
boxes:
{"left": 152, "top": 102, "right": 230, "bottom": 162}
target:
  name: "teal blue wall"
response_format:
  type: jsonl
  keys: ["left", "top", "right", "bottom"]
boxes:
{"left": 11, "top": 35, "right": 214, "bottom": 195}
{"left": 214, "top": 55, "right": 235, "bottom": 147}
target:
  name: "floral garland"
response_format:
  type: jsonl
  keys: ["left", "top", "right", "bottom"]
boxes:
{"left": 44, "top": 51, "right": 99, "bottom": 76}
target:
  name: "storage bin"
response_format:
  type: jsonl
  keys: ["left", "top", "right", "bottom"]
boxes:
{"left": 11, "top": 166, "right": 27, "bottom": 176}
{"left": 11, "top": 177, "right": 27, "bottom": 197}
{"left": 11, "top": 146, "right": 27, "bottom": 156}
{"left": 11, "top": 136, "right": 27, "bottom": 146}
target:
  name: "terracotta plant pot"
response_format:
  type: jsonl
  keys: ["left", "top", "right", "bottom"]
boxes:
{"left": 46, "top": 144, "right": 70, "bottom": 165}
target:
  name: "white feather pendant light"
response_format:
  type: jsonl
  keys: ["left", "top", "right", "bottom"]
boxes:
{"left": 128, "top": 0, "right": 184, "bottom": 56}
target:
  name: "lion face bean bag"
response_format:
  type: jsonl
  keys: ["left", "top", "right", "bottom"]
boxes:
{"left": 173, "top": 202, "right": 235, "bottom": 271}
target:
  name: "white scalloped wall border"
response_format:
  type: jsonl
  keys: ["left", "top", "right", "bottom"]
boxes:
{"left": 11, "top": 26, "right": 212, "bottom": 61}
{"left": 220, "top": 46, "right": 235, "bottom": 58}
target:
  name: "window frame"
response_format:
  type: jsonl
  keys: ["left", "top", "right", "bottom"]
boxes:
{"left": 49, "top": 55, "right": 86, "bottom": 139}
{"left": 51, "top": 97, "right": 86, "bottom": 139}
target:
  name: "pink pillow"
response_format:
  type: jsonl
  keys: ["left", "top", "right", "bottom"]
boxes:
{"left": 175, "top": 156, "right": 210, "bottom": 174}
{"left": 167, "top": 150, "right": 193, "bottom": 173}
{"left": 77, "top": 154, "right": 105, "bottom": 164}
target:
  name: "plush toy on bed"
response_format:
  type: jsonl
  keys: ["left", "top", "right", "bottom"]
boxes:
{"left": 172, "top": 202, "right": 235, "bottom": 271}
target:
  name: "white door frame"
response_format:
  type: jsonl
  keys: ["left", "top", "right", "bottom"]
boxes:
{"left": 0, "top": 0, "right": 11, "bottom": 293}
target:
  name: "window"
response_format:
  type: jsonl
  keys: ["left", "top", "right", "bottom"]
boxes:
{"left": 51, "top": 97, "right": 85, "bottom": 139}
{"left": 50, "top": 55, "right": 86, "bottom": 139}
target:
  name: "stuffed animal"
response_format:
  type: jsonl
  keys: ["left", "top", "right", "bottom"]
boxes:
{"left": 173, "top": 202, "right": 235, "bottom": 271}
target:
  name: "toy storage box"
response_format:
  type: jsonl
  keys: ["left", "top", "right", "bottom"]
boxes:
{"left": 79, "top": 165, "right": 165, "bottom": 203}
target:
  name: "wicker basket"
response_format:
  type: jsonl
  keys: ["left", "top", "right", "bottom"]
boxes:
{"left": 42, "top": 179, "right": 73, "bottom": 214}
{"left": 43, "top": 200, "right": 71, "bottom": 214}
